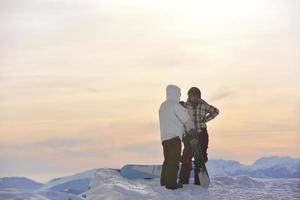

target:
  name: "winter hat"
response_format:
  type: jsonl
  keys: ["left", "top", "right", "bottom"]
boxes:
{"left": 166, "top": 85, "right": 181, "bottom": 95}
{"left": 166, "top": 84, "right": 181, "bottom": 102}
{"left": 188, "top": 87, "right": 201, "bottom": 98}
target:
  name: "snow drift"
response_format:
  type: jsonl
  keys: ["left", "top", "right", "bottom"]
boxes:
{"left": 0, "top": 156, "right": 299, "bottom": 200}
{"left": 85, "top": 168, "right": 300, "bottom": 200}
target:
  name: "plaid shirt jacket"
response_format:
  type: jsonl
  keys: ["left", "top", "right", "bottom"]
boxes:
{"left": 184, "top": 99, "right": 219, "bottom": 133}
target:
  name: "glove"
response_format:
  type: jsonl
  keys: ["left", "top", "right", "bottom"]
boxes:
{"left": 183, "top": 129, "right": 197, "bottom": 144}
{"left": 188, "top": 129, "right": 198, "bottom": 139}
{"left": 179, "top": 101, "right": 186, "bottom": 107}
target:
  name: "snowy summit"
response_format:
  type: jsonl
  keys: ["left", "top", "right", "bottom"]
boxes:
{"left": 0, "top": 156, "right": 299, "bottom": 200}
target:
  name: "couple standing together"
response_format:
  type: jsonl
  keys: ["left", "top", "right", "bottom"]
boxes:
{"left": 159, "top": 85, "right": 219, "bottom": 190}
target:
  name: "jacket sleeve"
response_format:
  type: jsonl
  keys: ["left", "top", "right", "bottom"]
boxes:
{"left": 174, "top": 104, "right": 195, "bottom": 131}
{"left": 203, "top": 102, "right": 219, "bottom": 123}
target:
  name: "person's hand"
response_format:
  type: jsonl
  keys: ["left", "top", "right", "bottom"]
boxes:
{"left": 179, "top": 101, "right": 185, "bottom": 107}
{"left": 188, "top": 129, "right": 198, "bottom": 139}
{"left": 183, "top": 129, "right": 197, "bottom": 144}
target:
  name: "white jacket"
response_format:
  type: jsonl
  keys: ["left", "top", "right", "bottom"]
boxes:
{"left": 159, "top": 85, "right": 194, "bottom": 142}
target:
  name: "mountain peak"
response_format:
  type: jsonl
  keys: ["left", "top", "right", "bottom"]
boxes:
{"left": 252, "top": 156, "right": 299, "bottom": 170}
{"left": 0, "top": 177, "right": 43, "bottom": 190}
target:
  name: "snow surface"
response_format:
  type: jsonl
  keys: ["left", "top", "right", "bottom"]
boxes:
{"left": 86, "top": 169, "right": 300, "bottom": 200}
{"left": 0, "top": 188, "right": 83, "bottom": 200}
{"left": 1, "top": 157, "right": 299, "bottom": 199}
{"left": 40, "top": 169, "right": 97, "bottom": 190}
{"left": 0, "top": 169, "right": 98, "bottom": 200}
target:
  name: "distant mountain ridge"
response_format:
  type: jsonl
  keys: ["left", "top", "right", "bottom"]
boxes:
{"left": 207, "top": 156, "right": 300, "bottom": 178}
{"left": 0, "top": 169, "right": 98, "bottom": 194}
{"left": 0, "top": 177, "right": 43, "bottom": 190}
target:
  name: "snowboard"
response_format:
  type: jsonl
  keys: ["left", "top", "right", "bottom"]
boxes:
{"left": 120, "top": 165, "right": 161, "bottom": 179}
{"left": 120, "top": 133, "right": 210, "bottom": 188}
{"left": 120, "top": 164, "right": 195, "bottom": 179}
{"left": 189, "top": 137, "right": 210, "bottom": 188}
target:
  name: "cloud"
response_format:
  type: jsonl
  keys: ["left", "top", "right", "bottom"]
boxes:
{"left": 35, "top": 138, "right": 111, "bottom": 158}
{"left": 142, "top": 122, "right": 159, "bottom": 133}
{"left": 117, "top": 141, "right": 161, "bottom": 154}
{"left": 36, "top": 138, "right": 92, "bottom": 148}
{"left": 0, "top": 138, "right": 92, "bottom": 150}
{"left": 209, "top": 91, "right": 233, "bottom": 101}
{"left": 0, "top": 0, "right": 300, "bottom": 182}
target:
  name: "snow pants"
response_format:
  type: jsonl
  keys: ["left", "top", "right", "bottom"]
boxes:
{"left": 179, "top": 128, "right": 209, "bottom": 184}
{"left": 160, "top": 136, "right": 182, "bottom": 189}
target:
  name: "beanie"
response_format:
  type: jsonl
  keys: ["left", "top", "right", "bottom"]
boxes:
{"left": 188, "top": 87, "right": 201, "bottom": 98}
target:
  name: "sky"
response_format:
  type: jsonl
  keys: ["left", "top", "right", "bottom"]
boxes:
{"left": 0, "top": 0, "right": 299, "bottom": 183}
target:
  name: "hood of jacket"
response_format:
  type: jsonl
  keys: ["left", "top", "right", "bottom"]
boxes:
{"left": 166, "top": 85, "right": 181, "bottom": 102}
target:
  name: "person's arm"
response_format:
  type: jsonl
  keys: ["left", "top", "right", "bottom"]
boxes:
{"left": 175, "top": 104, "right": 195, "bottom": 130}
{"left": 203, "top": 102, "right": 219, "bottom": 123}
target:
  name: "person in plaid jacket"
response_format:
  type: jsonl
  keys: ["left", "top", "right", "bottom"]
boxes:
{"left": 179, "top": 87, "right": 219, "bottom": 185}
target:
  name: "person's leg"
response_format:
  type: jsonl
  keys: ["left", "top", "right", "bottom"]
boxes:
{"left": 165, "top": 137, "right": 182, "bottom": 189}
{"left": 179, "top": 142, "right": 193, "bottom": 184}
{"left": 193, "top": 130, "right": 209, "bottom": 185}
{"left": 160, "top": 142, "right": 167, "bottom": 186}
{"left": 194, "top": 160, "right": 200, "bottom": 185}
{"left": 199, "top": 129, "right": 209, "bottom": 163}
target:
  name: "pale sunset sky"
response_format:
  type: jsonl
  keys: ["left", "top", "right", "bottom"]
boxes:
{"left": 0, "top": 0, "right": 299, "bottom": 182}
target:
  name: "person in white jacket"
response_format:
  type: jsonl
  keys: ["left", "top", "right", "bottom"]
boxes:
{"left": 159, "top": 84, "right": 194, "bottom": 190}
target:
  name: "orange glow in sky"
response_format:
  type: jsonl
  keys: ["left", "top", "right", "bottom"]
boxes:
{"left": 0, "top": 0, "right": 299, "bottom": 182}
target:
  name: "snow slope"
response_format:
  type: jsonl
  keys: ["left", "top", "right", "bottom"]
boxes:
{"left": 0, "top": 157, "right": 299, "bottom": 199}
{"left": 0, "top": 188, "right": 83, "bottom": 200}
{"left": 86, "top": 169, "right": 300, "bottom": 200}
{"left": 0, "top": 169, "right": 98, "bottom": 200}
{"left": 40, "top": 169, "right": 98, "bottom": 194}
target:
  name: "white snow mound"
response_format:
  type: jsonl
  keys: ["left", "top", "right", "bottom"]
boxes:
{"left": 85, "top": 169, "right": 300, "bottom": 200}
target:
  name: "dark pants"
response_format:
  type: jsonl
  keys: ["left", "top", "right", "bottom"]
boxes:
{"left": 160, "top": 137, "right": 182, "bottom": 189}
{"left": 179, "top": 128, "right": 209, "bottom": 184}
